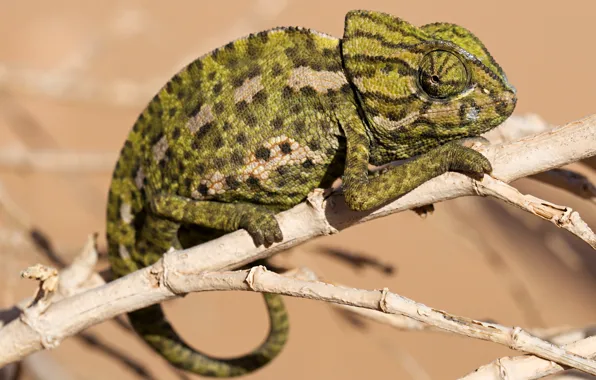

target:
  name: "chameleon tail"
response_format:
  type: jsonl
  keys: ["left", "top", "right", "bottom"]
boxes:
{"left": 127, "top": 293, "right": 289, "bottom": 377}
{"left": 109, "top": 203, "right": 290, "bottom": 377}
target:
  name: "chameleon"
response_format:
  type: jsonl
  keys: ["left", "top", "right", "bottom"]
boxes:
{"left": 106, "top": 9, "right": 516, "bottom": 377}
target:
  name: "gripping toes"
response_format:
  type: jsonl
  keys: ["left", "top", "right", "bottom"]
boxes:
{"left": 240, "top": 211, "right": 283, "bottom": 247}
{"left": 441, "top": 141, "right": 492, "bottom": 176}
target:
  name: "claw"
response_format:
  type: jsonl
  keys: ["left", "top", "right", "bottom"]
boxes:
{"left": 252, "top": 231, "right": 264, "bottom": 247}
{"left": 273, "top": 229, "right": 283, "bottom": 242}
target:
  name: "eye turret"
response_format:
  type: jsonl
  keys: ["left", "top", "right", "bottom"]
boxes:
{"left": 418, "top": 50, "right": 469, "bottom": 99}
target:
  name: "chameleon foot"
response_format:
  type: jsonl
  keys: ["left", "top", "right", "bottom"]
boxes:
{"left": 437, "top": 141, "right": 493, "bottom": 176}
{"left": 240, "top": 211, "right": 283, "bottom": 247}
{"left": 412, "top": 203, "right": 435, "bottom": 218}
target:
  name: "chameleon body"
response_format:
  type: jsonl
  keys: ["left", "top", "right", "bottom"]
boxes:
{"left": 107, "top": 10, "right": 516, "bottom": 377}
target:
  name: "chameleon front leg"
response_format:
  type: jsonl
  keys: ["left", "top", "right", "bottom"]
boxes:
{"left": 150, "top": 195, "right": 283, "bottom": 246}
{"left": 410, "top": 136, "right": 492, "bottom": 217}
{"left": 340, "top": 119, "right": 492, "bottom": 211}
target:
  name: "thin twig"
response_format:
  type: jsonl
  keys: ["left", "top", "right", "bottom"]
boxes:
{"left": 474, "top": 176, "right": 595, "bottom": 249}
{"left": 460, "top": 336, "right": 596, "bottom": 379}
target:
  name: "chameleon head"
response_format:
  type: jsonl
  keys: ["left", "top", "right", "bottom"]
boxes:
{"left": 342, "top": 10, "right": 517, "bottom": 159}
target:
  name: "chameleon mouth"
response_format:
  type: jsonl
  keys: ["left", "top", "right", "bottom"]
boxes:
{"left": 499, "top": 89, "right": 517, "bottom": 105}
{"left": 375, "top": 92, "right": 517, "bottom": 132}
{"left": 494, "top": 90, "right": 517, "bottom": 118}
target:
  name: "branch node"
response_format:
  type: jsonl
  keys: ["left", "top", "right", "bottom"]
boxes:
{"left": 245, "top": 265, "right": 265, "bottom": 292}
{"left": 495, "top": 357, "right": 508, "bottom": 378}
{"left": 148, "top": 262, "right": 164, "bottom": 290}
{"left": 306, "top": 188, "right": 339, "bottom": 235}
{"left": 305, "top": 188, "right": 326, "bottom": 210}
{"left": 19, "top": 311, "right": 61, "bottom": 349}
{"left": 471, "top": 176, "right": 484, "bottom": 197}
{"left": 557, "top": 207, "right": 573, "bottom": 226}
{"left": 379, "top": 287, "right": 390, "bottom": 313}
{"left": 160, "top": 247, "right": 193, "bottom": 296}
{"left": 20, "top": 264, "right": 59, "bottom": 309}
{"left": 510, "top": 326, "right": 524, "bottom": 350}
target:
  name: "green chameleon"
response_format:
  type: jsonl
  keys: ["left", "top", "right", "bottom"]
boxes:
{"left": 107, "top": 10, "right": 516, "bottom": 377}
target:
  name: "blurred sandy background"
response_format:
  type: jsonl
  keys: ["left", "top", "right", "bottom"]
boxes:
{"left": 1, "top": 1, "right": 595, "bottom": 379}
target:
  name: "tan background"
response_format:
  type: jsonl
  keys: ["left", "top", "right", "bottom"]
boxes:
{"left": 1, "top": 1, "right": 595, "bottom": 379}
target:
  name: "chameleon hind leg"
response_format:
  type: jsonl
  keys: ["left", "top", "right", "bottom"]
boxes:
{"left": 151, "top": 195, "right": 283, "bottom": 246}
{"left": 129, "top": 200, "right": 289, "bottom": 377}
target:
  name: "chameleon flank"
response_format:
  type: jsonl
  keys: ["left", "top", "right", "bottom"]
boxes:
{"left": 107, "top": 10, "right": 516, "bottom": 377}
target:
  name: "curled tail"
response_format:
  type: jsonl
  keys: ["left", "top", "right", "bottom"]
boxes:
{"left": 127, "top": 294, "right": 288, "bottom": 377}
{"left": 107, "top": 146, "right": 289, "bottom": 377}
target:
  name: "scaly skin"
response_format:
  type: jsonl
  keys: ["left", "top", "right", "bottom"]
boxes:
{"left": 107, "top": 10, "right": 516, "bottom": 377}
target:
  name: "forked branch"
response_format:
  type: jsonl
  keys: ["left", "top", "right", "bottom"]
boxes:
{"left": 0, "top": 114, "right": 594, "bottom": 375}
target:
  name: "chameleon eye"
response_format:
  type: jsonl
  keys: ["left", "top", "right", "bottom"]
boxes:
{"left": 418, "top": 50, "right": 469, "bottom": 99}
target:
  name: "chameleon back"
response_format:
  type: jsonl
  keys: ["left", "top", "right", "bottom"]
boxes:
{"left": 131, "top": 28, "right": 354, "bottom": 209}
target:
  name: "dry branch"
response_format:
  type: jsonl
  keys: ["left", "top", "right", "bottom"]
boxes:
{"left": 460, "top": 336, "right": 596, "bottom": 379}
{"left": 0, "top": 114, "right": 595, "bottom": 373}
{"left": 475, "top": 175, "right": 595, "bottom": 249}
{"left": 483, "top": 113, "right": 554, "bottom": 144}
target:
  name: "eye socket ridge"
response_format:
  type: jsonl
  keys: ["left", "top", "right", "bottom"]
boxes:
{"left": 417, "top": 49, "right": 470, "bottom": 100}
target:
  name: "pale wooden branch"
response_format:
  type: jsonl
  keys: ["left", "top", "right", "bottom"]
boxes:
{"left": 289, "top": 266, "right": 432, "bottom": 331}
{"left": 333, "top": 298, "right": 435, "bottom": 332}
{"left": 302, "top": 269, "right": 594, "bottom": 340}
{"left": 474, "top": 175, "right": 595, "bottom": 249}
{"left": 534, "top": 326, "right": 596, "bottom": 346}
{"left": 1, "top": 187, "right": 159, "bottom": 377}
{"left": 486, "top": 114, "right": 596, "bottom": 203}
{"left": 0, "top": 114, "right": 594, "bottom": 372}
{"left": 169, "top": 267, "right": 596, "bottom": 375}
{"left": 460, "top": 336, "right": 596, "bottom": 380}
{"left": 8, "top": 261, "right": 596, "bottom": 376}
{"left": 459, "top": 327, "right": 596, "bottom": 379}
{"left": 483, "top": 113, "right": 554, "bottom": 144}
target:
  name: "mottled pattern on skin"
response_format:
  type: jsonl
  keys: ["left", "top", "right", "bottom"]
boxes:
{"left": 107, "top": 10, "right": 516, "bottom": 377}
